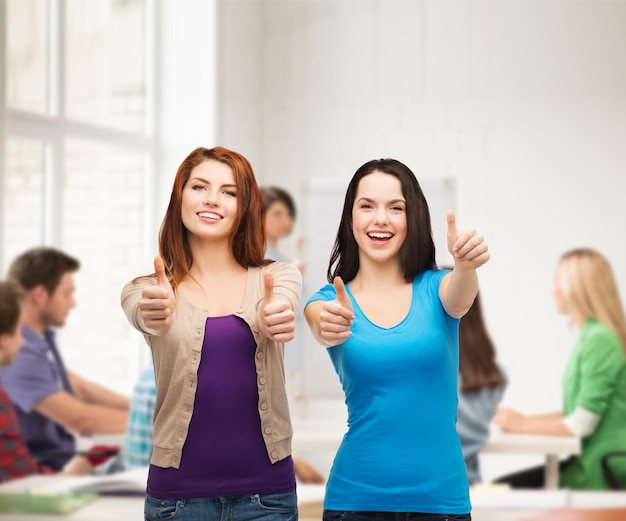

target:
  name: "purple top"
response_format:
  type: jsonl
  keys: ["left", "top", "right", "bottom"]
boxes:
{"left": 147, "top": 315, "right": 295, "bottom": 498}
{"left": 0, "top": 326, "right": 76, "bottom": 471}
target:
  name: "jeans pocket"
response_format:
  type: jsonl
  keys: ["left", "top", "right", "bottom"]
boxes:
{"left": 254, "top": 491, "right": 298, "bottom": 513}
{"left": 144, "top": 495, "right": 182, "bottom": 520}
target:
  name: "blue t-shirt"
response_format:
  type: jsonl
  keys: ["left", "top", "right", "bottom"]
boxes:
{"left": 306, "top": 270, "right": 470, "bottom": 514}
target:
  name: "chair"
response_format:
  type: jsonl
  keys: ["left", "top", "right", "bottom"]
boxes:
{"left": 601, "top": 452, "right": 626, "bottom": 490}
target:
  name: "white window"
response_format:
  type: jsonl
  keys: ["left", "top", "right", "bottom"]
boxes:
{"left": 2, "top": 0, "right": 157, "bottom": 392}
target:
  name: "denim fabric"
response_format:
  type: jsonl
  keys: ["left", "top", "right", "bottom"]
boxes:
{"left": 322, "top": 510, "right": 471, "bottom": 521}
{"left": 145, "top": 491, "right": 297, "bottom": 521}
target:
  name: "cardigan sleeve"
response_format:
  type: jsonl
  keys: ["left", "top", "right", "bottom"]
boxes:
{"left": 120, "top": 276, "right": 158, "bottom": 335}
{"left": 262, "top": 261, "right": 302, "bottom": 313}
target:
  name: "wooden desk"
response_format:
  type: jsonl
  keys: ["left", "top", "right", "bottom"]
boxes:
{"left": 482, "top": 428, "right": 581, "bottom": 489}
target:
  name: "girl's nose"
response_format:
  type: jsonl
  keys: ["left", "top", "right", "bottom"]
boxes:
{"left": 373, "top": 209, "right": 389, "bottom": 225}
{"left": 203, "top": 191, "right": 219, "bottom": 206}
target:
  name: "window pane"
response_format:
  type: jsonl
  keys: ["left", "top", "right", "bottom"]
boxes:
{"left": 65, "top": 0, "right": 146, "bottom": 133}
{"left": 61, "top": 139, "right": 145, "bottom": 391}
{"left": 2, "top": 138, "right": 45, "bottom": 270}
{"left": 6, "top": 0, "right": 49, "bottom": 113}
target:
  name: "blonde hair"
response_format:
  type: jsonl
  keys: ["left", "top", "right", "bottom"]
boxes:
{"left": 557, "top": 248, "right": 626, "bottom": 351}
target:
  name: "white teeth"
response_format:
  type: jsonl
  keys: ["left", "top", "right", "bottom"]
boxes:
{"left": 198, "top": 212, "right": 222, "bottom": 220}
{"left": 368, "top": 232, "right": 393, "bottom": 239}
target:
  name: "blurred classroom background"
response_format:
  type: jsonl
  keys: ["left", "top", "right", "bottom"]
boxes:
{"left": 2, "top": 0, "right": 626, "bottom": 483}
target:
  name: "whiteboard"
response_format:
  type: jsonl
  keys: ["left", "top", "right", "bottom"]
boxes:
{"left": 299, "top": 176, "right": 456, "bottom": 399}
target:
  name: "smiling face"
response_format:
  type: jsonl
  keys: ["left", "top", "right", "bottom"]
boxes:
{"left": 351, "top": 171, "right": 407, "bottom": 267}
{"left": 181, "top": 159, "right": 238, "bottom": 243}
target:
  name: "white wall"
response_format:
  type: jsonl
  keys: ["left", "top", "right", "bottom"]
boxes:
{"left": 216, "top": 0, "right": 626, "bottom": 478}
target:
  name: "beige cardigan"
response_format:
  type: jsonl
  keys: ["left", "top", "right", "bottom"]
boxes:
{"left": 120, "top": 261, "right": 302, "bottom": 469}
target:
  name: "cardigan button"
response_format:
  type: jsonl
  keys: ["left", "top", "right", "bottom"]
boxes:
{"left": 260, "top": 402, "right": 268, "bottom": 410}
{"left": 271, "top": 451, "right": 278, "bottom": 459}
{"left": 264, "top": 427, "right": 272, "bottom": 435}
{"left": 252, "top": 325, "right": 259, "bottom": 333}
{"left": 256, "top": 351, "right": 264, "bottom": 359}
{"left": 259, "top": 376, "right": 266, "bottom": 385}
{"left": 236, "top": 308, "right": 244, "bottom": 314}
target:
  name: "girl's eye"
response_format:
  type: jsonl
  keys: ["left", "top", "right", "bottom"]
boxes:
{"left": 224, "top": 190, "right": 236, "bottom": 197}
{"left": 192, "top": 185, "right": 206, "bottom": 191}
{"left": 360, "top": 203, "right": 373, "bottom": 209}
{"left": 390, "top": 206, "right": 404, "bottom": 212}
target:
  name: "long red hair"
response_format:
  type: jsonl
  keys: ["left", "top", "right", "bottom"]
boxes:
{"left": 159, "top": 146, "right": 268, "bottom": 290}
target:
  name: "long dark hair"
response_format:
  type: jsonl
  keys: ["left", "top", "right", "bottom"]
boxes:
{"left": 327, "top": 158, "right": 436, "bottom": 283}
{"left": 458, "top": 290, "right": 506, "bottom": 392}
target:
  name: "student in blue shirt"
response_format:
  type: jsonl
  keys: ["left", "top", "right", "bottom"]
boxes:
{"left": 305, "top": 158, "right": 489, "bottom": 521}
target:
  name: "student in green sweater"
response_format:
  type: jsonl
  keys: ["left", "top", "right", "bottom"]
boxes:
{"left": 494, "top": 248, "right": 626, "bottom": 489}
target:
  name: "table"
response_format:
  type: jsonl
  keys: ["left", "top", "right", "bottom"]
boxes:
{"left": 482, "top": 428, "right": 581, "bottom": 489}
{"left": 0, "top": 496, "right": 143, "bottom": 521}
{"left": 292, "top": 420, "right": 581, "bottom": 489}
{"left": 2, "top": 477, "right": 625, "bottom": 521}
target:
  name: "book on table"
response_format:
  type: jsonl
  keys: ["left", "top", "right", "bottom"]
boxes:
{"left": 38, "top": 466, "right": 149, "bottom": 496}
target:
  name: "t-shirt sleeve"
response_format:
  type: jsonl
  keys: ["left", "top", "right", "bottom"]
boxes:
{"left": 428, "top": 268, "right": 450, "bottom": 291}
{"left": 575, "top": 325, "right": 626, "bottom": 416}
{"left": 305, "top": 283, "right": 337, "bottom": 309}
{"left": 1, "top": 345, "right": 63, "bottom": 413}
{"left": 424, "top": 269, "right": 460, "bottom": 324}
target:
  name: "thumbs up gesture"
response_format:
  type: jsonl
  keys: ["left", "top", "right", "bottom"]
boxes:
{"left": 446, "top": 211, "right": 490, "bottom": 271}
{"left": 256, "top": 271, "right": 296, "bottom": 342}
{"left": 317, "top": 277, "right": 355, "bottom": 347}
{"left": 137, "top": 256, "right": 175, "bottom": 335}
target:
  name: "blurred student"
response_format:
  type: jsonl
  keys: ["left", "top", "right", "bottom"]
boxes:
{"left": 456, "top": 289, "right": 506, "bottom": 485}
{"left": 261, "top": 186, "right": 303, "bottom": 269}
{"left": 123, "top": 361, "right": 324, "bottom": 483}
{"left": 494, "top": 248, "right": 626, "bottom": 489}
{"left": 0, "top": 279, "right": 92, "bottom": 483}
{"left": 0, "top": 247, "right": 129, "bottom": 471}
{"left": 121, "top": 147, "right": 302, "bottom": 520}
{"left": 261, "top": 186, "right": 307, "bottom": 407}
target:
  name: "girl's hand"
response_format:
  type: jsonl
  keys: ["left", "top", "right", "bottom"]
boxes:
{"left": 493, "top": 407, "right": 527, "bottom": 432}
{"left": 447, "top": 211, "right": 490, "bottom": 270}
{"left": 257, "top": 271, "right": 296, "bottom": 342}
{"left": 137, "top": 256, "right": 175, "bottom": 335}
{"left": 317, "top": 277, "right": 355, "bottom": 347}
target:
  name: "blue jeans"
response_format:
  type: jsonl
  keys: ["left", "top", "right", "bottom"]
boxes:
{"left": 145, "top": 491, "right": 298, "bottom": 521}
{"left": 323, "top": 511, "right": 471, "bottom": 521}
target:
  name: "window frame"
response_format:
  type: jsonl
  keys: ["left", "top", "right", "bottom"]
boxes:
{"left": 0, "top": 0, "right": 159, "bottom": 271}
